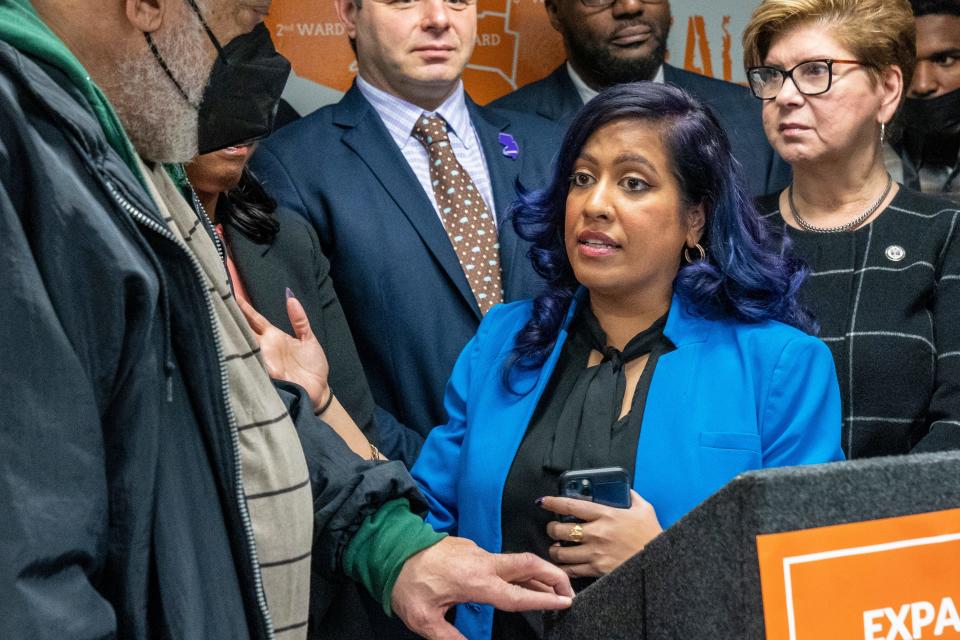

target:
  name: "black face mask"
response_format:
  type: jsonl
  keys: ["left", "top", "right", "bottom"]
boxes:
{"left": 146, "top": 2, "right": 291, "bottom": 154}
{"left": 899, "top": 88, "right": 960, "bottom": 169}
{"left": 901, "top": 87, "right": 960, "bottom": 136}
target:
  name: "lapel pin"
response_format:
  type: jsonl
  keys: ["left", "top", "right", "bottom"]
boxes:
{"left": 885, "top": 245, "right": 906, "bottom": 262}
{"left": 498, "top": 133, "right": 519, "bottom": 160}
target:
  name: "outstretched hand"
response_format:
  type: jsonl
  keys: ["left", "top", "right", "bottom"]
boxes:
{"left": 541, "top": 491, "right": 662, "bottom": 578}
{"left": 391, "top": 537, "right": 575, "bottom": 640}
{"left": 237, "top": 291, "right": 331, "bottom": 413}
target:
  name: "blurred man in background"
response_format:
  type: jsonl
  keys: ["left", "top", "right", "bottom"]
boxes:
{"left": 892, "top": 0, "right": 960, "bottom": 201}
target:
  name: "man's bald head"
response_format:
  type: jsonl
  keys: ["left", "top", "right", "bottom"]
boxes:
{"left": 32, "top": 0, "right": 270, "bottom": 162}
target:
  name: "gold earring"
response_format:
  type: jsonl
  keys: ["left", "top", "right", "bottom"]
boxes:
{"left": 684, "top": 243, "right": 707, "bottom": 263}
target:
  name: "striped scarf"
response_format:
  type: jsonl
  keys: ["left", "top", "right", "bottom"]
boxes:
{"left": 141, "top": 161, "right": 314, "bottom": 638}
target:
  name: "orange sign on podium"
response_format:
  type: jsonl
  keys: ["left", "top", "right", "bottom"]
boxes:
{"left": 757, "top": 508, "right": 960, "bottom": 640}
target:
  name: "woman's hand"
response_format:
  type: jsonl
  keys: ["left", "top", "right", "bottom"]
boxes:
{"left": 237, "top": 291, "right": 331, "bottom": 413}
{"left": 540, "top": 491, "right": 662, "bottom": 578}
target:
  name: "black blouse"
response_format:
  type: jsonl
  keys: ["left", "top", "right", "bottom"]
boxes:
{"left": 493, "top": 303, "right": 673, "bottom": 639}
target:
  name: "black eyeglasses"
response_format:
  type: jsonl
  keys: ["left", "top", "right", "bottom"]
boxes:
{"left": 580, "top": 0, "right": 665, "bottom": 8}
{"left": 746, "top": 59, "right": 867, "bottom": 100}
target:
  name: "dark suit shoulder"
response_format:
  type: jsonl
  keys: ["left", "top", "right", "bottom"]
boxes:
{"left": 271, "top": 207, "right": 320, "bottom": 250}
{"left": 470, "top": 98, "right": 562, "bottom": 159}
{"left": 259, "top": 101, "right": 341, "bottom": 153}
{"left": 275, "top": 207, "right": 332, "bottom": 277}
{"left": 251, "top": 90, "right": 380, "bottom": 217}
{"left": 665, "top": 65, "right": 753, "bottom": 99}
{"left": 225, "top": 207, "right": 322, "bottom": 279}
{"left": 274, "top": 206, "right": 314, "bottom": 233}
{"left": 664, "top": 65, "right": 760, "bottom": 120}
{"left": 489, "top": 74, "right": 561, "bottom": 111}
{"left": 488, "top": 65, "right": 579, "bottom": 122}
{"left": 667, "top": 67, "right": 763, "bottom": 125}
{"left": 480, "top": 102, "right": 561, "bottom": 138}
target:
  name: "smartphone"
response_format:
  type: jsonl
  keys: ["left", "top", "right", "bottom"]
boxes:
{"left": 557, "top": 467, "right": 631, "bottom": 544}
{"left": 558, "top": 467, "right": 631, "bottom": 510}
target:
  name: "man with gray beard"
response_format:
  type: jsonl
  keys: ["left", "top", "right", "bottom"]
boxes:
{"left": 0, "top": 1, "right": 572, "bottom": 639}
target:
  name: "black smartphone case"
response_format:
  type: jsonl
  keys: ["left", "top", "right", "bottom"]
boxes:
{"left": 557, "top": 467, "right": 631, "bottom": 542}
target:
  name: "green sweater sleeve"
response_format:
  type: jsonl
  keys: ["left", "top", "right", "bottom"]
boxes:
{"left": 342, "top": 498, "right": 447, "bottom": 616}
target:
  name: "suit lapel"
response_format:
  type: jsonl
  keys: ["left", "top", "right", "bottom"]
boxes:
{"left": 662, "top": 63, "right": 679, "bottom": 85}
{"left": 225, "top": 223, "right": 271, "bottom": 261}
{"left": 470, "top": 101, "right": 516, "bottom": 226}
{"left": 223, "top": 225, "right": 286, "bottom": 320}
{"left": 469, "top": 99, "right": 527, "bottom": 301}
{"left": 335, "top": 85, "right": 481, "bottom": 319}
{"left": 541, "top": 64, "right": 585, "bottom": 121}
{"left": 633, "top": 295, "right": 712, "bottom": 489}
{"left": 479, "top": 294, "right": 582, "bottom": 552}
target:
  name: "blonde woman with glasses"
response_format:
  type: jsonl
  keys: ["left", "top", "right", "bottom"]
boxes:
{"left": 745, "top": 0, "right": 960, "bottom": 457}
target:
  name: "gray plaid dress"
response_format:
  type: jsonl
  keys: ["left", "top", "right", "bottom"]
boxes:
{"left": 759, "top": 187, "right": 960, "bottom": 458}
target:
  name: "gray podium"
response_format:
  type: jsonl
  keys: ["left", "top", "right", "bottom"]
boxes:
{"left": 546, "top": 452, "right": 960, "bottom": 639}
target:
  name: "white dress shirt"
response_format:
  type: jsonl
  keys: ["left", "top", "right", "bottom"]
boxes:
{"left": 356, "top": 76, "right": 497, "bottom": 226}
{"left": 566, "top": 62, "right": 666, "bottom": 105}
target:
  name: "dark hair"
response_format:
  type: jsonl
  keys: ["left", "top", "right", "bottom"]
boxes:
{"left": 911, "top": 0, "right": 960, "bottom": 16}
{"left": 218, "top": 166, "right": 280, "bottom": 244}
{"left": 505, "top": 82, "right": 814, "bottom": 382}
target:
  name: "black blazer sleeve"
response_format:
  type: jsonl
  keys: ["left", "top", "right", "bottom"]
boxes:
{"left": 227, "top": 210, "right": 424, "bottom": 466}
{"left": 272, "top": 381, "right": 425, "bottom": 574}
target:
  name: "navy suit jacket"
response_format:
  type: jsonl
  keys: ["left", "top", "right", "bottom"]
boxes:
{"left": 251, "top": 83, "right": 562, "bottom": 445}
{"left": 491, "top": 63, "right": 791, "bottom": 197}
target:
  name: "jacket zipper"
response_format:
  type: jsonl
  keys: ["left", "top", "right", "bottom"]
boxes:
{"left": 189, "top": 186, "right": 227, "bottom": 265}
{"left": 104, "top": 178, "right": 276, "bottom": 640}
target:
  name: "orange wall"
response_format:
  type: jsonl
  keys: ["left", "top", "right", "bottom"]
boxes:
{"left": 266, "top": 1, "right": 758, "bottom": 111}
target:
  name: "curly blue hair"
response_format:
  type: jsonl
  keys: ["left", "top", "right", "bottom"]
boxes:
{"left": 505, "top": 82, "right": 814, "bottom": 382}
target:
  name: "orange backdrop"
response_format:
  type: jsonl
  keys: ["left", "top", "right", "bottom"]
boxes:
{"left": 266, "top": 1, "right": 759, "bottom": 112}
{"left": 757, "top": 509, "right": 960, "bottom": 640}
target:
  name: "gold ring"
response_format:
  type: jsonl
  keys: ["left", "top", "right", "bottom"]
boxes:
{"left": 568, "top": 523, "right": 584, "bottom": 543}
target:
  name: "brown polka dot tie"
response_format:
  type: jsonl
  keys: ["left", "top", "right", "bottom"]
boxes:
{"left": 412, "top": 115, "right": 504, "bottom": 315}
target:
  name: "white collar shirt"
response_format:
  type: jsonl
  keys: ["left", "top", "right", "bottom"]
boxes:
{"left": 356, "top": 76, "right": 497, "bottom": 227}
{"left": 566, "top": 62, "right": 665, "bottom": 105}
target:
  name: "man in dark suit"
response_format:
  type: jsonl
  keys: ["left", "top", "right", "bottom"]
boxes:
{"left": 491, "top": 0, "right": 790, "bottom": 197}
{"left": 252, "top": 0, "right": 560, "bottom": 460}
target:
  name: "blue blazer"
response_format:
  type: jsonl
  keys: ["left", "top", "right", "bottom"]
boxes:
{"left": 251, "top": 84, "right": 562, "bottom": 452}
{"left": 411, "top": 293, "right": 843, "bottom": 640}
{"left": 490, "top": 63, "right": 791, "bottom": 198}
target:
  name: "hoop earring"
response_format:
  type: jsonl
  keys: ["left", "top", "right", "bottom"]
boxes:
{"left": 880, "top": 121, "right": 887, "bottom": 146}
{"left": 684, "top": 243, "right": 707, "bottom": 263}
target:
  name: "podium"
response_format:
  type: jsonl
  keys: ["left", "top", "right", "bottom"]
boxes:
{"left": 546, "top": 452, "right": 960, "bottom": 639}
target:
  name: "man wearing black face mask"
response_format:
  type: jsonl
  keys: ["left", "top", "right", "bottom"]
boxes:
{"left": 892, "top": 0, "right": 960, "bottom": 200}
{"left": 0, "top": 1, "right": 573, "bottom": 639}
{"left": 142, "top": 0, "right": 291, "bottom": 155}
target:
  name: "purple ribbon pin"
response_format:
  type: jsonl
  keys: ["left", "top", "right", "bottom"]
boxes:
{"left": 498, "top": 133, "right": 520, "bottom": 160}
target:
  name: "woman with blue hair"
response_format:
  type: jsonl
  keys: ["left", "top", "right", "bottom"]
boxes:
{"left": 411, "top": 82, "right": 843, "bottom": 640}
